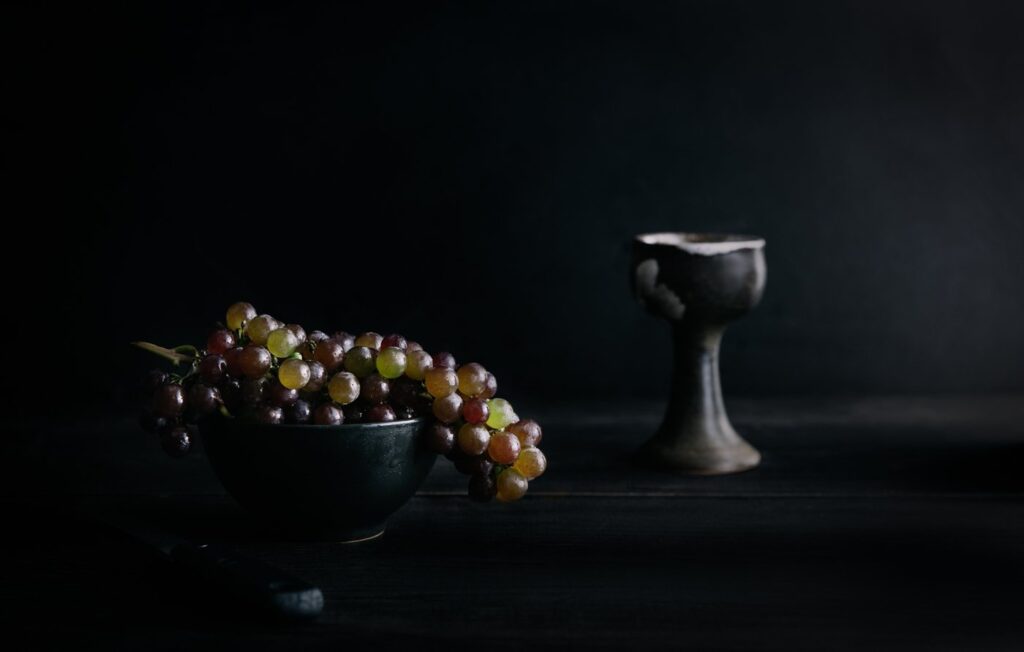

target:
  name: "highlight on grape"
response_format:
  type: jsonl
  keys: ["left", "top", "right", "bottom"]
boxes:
{"left": 135, "top": 302, "right": 546, "bottom": 502}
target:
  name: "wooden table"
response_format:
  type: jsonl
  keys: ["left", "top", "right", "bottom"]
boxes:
{"left": 4, "top": 397, "right": 1024, "bottom": 650}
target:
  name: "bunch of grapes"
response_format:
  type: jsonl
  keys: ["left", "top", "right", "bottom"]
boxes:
{"left": 136, "top": 302, "right": 546, "bottom": 502}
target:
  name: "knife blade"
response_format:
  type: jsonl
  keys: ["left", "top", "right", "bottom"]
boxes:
{"left": 101, "top": 515, "right": 324, "bottom": 621}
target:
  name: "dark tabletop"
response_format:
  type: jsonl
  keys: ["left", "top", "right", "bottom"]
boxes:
{"left": 4, "top": 397, "right": 1024, "bottom": 651}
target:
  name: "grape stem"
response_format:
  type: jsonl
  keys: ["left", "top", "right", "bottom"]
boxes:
{"left": 132, "top": 341, "right": 196, "bottom": 366}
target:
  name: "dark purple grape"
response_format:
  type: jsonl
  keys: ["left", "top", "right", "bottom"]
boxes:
{"left": 480, "top": 373, "right": 497, "bottom": 399}
{"left": 160, "top": 426, "right": 192, "bottom": 457}
{"left": 253, "top": 405, "right": 284, "bottom": 424}
{"left": 314, "top": 404, "right": 344, "bottom": 426}
{"left": 224, "top": 347, "right": 245, "bottom": 377}
{"left": 143, "top": 369, "right": 168, "bottom": 395}
{"left": 152, "top": 384, "right": 186, "bottom": 418}
{"left": 238, "top": 345, "right": 272, "bottom": 378}
{"left": 381, "top": 334, "right": 407, "bottom": 350}
{"left": 468, "top": 473, "right": 497, "bottom": 502}
{"left": 285, "top": 323, "right": 307, "bottom": 345}
{"left": 241, "top": 377, "right": 267, "bottom": 406}
{"left": 425, "top": 422, "right": 455, "bottom": 454}
{"left": 288, "top": 399, "right": 312, "bottom": 424}
{"left": 361, "top": 374, "right": 390, "bottom": 404}
{"left": 221, "top": 378, "right": 242, "bottom": 412}
{"left": 139, "top": 411, "right": 168, "bottom": 434}
{"left": 198, "top": 354, "right": 227, "bottom": 384}
{"left": 308, "top": 330, "right": 330, "bottom": 344}
{"left": 432, "top": 393, "right": 463, "bottom": 424}
{"left": 462, "top": 397, "right": 489, "bottom": 424}
{"left": 455, "top": 454, "right": 493, "bottom": 477}
{"left": 390, "top": 377, "right": 419, "bottom": 408}
{"left": 313, "top": 339, "right": 345, "bottom": 372}
{"left": 366, "top": 404, "right": 396, "bottom": 422}
{"left": 343, "top": 403, "right": 364, "bottom": 423}
{"left": 187, "top": 383, "right": 220, "bottom": 417}
{"left": 432, "top": 351, "right": 456, "bottom": 370}
{"left": 332, "top": 331, "right": 355, "bottom": 351}
{"left": 207, "top": 329, "right": 236, "bottom": 355}
{"left": 303, "top": 361, "right": 326, "bottom": 393}
{"left": 266, "top": 381, "right": 299, "bottom": 407}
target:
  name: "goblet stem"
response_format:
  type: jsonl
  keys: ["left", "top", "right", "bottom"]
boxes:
{"left": 636, "top": 320, "right": 761, "bottom": 474}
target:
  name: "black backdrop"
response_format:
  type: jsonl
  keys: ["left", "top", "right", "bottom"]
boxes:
{"left": 7, "top": 0, "right": 1024, "bottom": 414}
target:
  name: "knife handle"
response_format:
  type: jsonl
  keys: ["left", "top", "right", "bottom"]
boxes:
{"left": 170, "top": 542, "right": 324, "bottom": 620}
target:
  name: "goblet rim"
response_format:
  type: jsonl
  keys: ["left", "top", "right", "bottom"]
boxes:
{"left": 635, "top": 232, "right": 765, "bottom": 256}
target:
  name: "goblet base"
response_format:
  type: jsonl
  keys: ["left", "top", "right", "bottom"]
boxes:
{"left": 634, "top": 426, "right": 761, "bottom": 475}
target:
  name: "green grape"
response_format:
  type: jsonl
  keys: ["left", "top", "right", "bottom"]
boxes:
{"left": 278, "top": 358, "right": 311, "bottom": 390}
{"left": 266, "top": 327, "right": 300, "bottom": 358}
{"left": 457, "top": 423, "right": 491, "bottom": 456}
{"left": 424, "top": 367, "right": 458, "bottom": 398}
{"left": 456, "top": 362, "right": 488, "bottom": 397}
{"left": 485, "top": 398, "right": 517, "bottom": 429}
{"left": 496, "top": 468, "right": 528, "bottom": 502}
{"left": 343, "top": 346, "right": 377, "bottom": 378}
{"left": 376, "top": 346, "right": 407, "bottom": 379}
{"left": 405, "top": 350, "right": 432, "bottom": 380}
{"left": 226, "top": 302, "right": 257, "bottom": 330}
{"left": 246, "top": 314, "right": 280, "bottom": 346}
{"left": 328, "top": 371, "right": 360, "bottom": 404}
{"left": 354, "top": 332, "right": 383, "bottom": 349}
{"left": 513, "top": 446, "right": 547, "bottom": 479}
{"left": 487, "top": 430, "right": 521, "bottom": 465}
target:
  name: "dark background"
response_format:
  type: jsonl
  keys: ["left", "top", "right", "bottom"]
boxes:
{"left": 6, "top": 0, "right": 1024, "bottom": 415}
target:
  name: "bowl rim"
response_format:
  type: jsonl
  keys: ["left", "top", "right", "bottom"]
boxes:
{"left": 210, "top": 415, "right": 426, "bottom": 431}
{"left": 635, "top": 232, "right": 765, "bottom": 256}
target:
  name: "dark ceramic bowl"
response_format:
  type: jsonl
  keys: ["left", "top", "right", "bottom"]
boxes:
{"left": 200, "top": 416, "right": 435, "bottom": 542}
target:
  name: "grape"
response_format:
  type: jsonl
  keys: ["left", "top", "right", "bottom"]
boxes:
{"left": 468, "top": 473, "right": 497, "bottom": 502}
{"left": 354, "top": 332, "right": 383, "bottom": 349}
{"left": 207, "top": 329, "right": 236, "bottom": 355}
{"left": 224, "top": 347, "right": 245, "bottom": 377}
{"left": 226, "top": 302, "right": 257, "bottom": 330}
{"left": 327, "top": 371, "right": 360, "bottom": 405}
{"left": 514, "top": 446, "right": 547, "bottom": 479}
{"left": 406, "top": 341, "right": 424, "bottom": 352}
{"left": 246, "top": 314, "right": 281, "bottom": 346}
{"left": 508, "top": 419, "right": 543, "bottom": 447}
{"left": 221, "top": 378, "right": 242, "bottom": 412}
{"left": 404, "top": 350, "right": 432, "bottom": 381}
{"left": 461, "top": 397, "right": 489, "bottom": 424}
{"left": 425, "top": 423, "right": 455, "bottom": 454}
{"left": 424, "top": 367, "right": 458, "bottom": 398}
{"left": 433, "top": 393, "right": 463, "bottom": 424}
{"left": 313, "top": 339, "right": 345, "bottom": 372}
{"left": 161, "top": 427, "right": 192, "bottom": 457}
{"left": 285, "top": 324, "right": 307, "bottom": 345}
{"left": 313, "top": 404, "right": 344, "bottom": 425}
{"left": 361, "top": 374, "right": 390, "bottom": 404}
{"left": 456, "top": 363, "right": 488, "bottom": 397}
{"left": 238, "top": 345, "right": 273, "bottom": 379}
{"left": 187, "top": 383, "right": 220, "bottom": 417}
{"left": 381, "top": 334, "right": 407, "bottom": 350}
{"left": 487, "top": 431, "right": 521, "bottom": 465}
{"left": 343, "top": 346, "right": 376, "bottom": 378}
{"left": 389, "top": 377, "right": 419, "bottom": 408}
{"left": 480, "top": 372, "right": 498, "bottom": 399}
{"left": 241, "top": 377, "right": 267, "bottom": 406}
{"left": 432, "top": 351, "right": 456, "bottom": 370}
{"left": 496, "top": 468, "right": 528, "bottom": 502}
{"left": 288, "top": 399, "right": 312, "bottom": 424}
{"left": 267, "top": 381, "right": 299, "bottom": 407}
{"left": 278, "top": 358, "right": 311, "bottom": 390}
{"left": 343, "top": 403, "right": 364, "bottom": 423}
{"left": 303, "top": 361, "right": 326, "bottom": 393}
{"left": 152, "top": 384, "right": 186, "bottom": 418}
{"left": 143, "top": 369, "right": 168, "bottom": 395}
{"left": 457, "top": 423, "right": 491, "bottom": 456}
{"left": 308, "top": 330, "right": 330, "bottom": 345}
{"left": 366, "top": 404, "right": 396, "bottom": 422}
{"left": 376, "top": 347, "right": 407, "bottom": 379}
{"left": 455, "top": 454, "right": 493, "bottom": 477}
{"left": 253, "top": 405, "right": 285, "bottom": 424}
{"left": 198, "top": 354, "right": 227, "bottom": 384}
{"left": 266, "top": 328, "right": 300, "bottom": 358}
{"left": 139, "top": 412, "right": 168, "bottom": 434}
{"left": 485, "top": 398, "right": 517, "bottom": 430}
{"left": 332, "top": 331, "right": 356, "bottom": 351}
